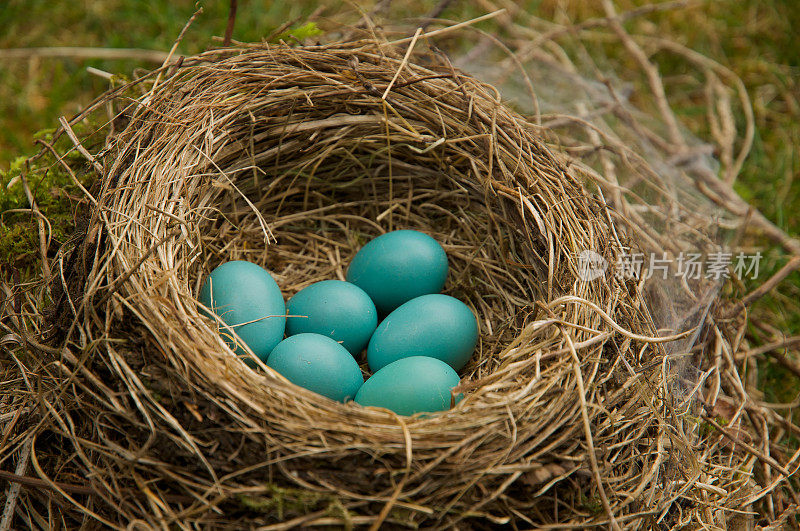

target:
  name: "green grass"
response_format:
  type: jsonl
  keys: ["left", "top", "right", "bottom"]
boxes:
{"left": 1, "top": 0, "right": 799, "bottom": 417}
{"left": 0, "top": 0, "right": 329, "bottom": 165}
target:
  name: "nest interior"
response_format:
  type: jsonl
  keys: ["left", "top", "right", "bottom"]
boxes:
{"left": 7, "top": 40, "right": 750, "bottom": 529}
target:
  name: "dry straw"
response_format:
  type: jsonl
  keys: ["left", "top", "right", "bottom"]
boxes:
{"left": 1, "top": 11, "right": 796, "bottom": 529}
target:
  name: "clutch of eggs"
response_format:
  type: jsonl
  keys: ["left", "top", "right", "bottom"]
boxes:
{"left": 198, "top": 230, "right": 477, "bottom": 415}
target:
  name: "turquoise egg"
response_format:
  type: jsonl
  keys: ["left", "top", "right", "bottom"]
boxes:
{"left": 198, "top": 260, "right": 286, "bottom": 362}
{"left": 355, "top": 356, "right": 462, "bottom": 416}
{"left": 286, "top": 280, "right": 377, "bottom": 356}
{"left": 367, "top": 294, "right": 478, "bottom": 372}
{"left": 266, "top": 333, "right": 364, "bottom": 402}
{"left": 346, "top": 230, "right": 448, "bottom": 315}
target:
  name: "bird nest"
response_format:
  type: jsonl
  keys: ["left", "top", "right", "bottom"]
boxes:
{"left": 3, "top": 39, "right": 753, "bottom": 529}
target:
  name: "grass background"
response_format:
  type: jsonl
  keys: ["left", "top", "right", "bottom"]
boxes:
{"left": 1, "top": 1, "right": 798, "bottom": 410}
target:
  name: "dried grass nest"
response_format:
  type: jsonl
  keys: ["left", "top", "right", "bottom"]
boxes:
{"left": 6, "top": 40, "right": 753, "bottom": 529}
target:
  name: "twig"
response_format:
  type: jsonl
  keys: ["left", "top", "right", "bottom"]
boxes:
{"left": 223, "top": 0, "right": 238, "bottom": 47}
{"left": 522, "top": 0, "right": 698, "bottom": 50}
{"left": 149, "top": 7, "right": 202, "bottom": 94}
{"left": 738, "top": 335, "right": 800, "bottom": 360}
{"left": 58, "top": 116, "right": 104, "bottom": 174}
{"left": 0, "top": 47, "right": 169, "bottom": 62}
{"left": 18, "top": 169, "right": 51, "bottom": 281}
{"left": 86, "top": 66, "right": 113, "bottom": 80}
{"left": 741, "top": 256, "right": 800, "bottom": 307}
{"left": 382, "top": 28, "right": 422, "bottom": 99}
{"left": 601, "top": 0, "right": 683, "bottom": 147}
{"left": 690, "top": 164, "right": 800, "bottom": 257}
{"left": 386, "top": 9, "right": 506, "bottom": 46}
{"left": 0, "top": 439, "right": 31, "bottom": 531}
{"left": 765, "top": 350, "right": 800, "bottom": 381}
{"left": 639, "top": 36, "right": 755, "bottom": 186}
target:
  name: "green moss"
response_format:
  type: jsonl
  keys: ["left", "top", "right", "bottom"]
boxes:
{"left": 236, "top": 484, "right": 336, "bottom": 520}
{"left": 0, "top": 223, "right": 39, "bottom": 266}
{"left": 273, "top": 22, "right": 323, "bottom": 43}
{"left": 0, "top": 138, "right": 94, "bottom": 271}
{"left": 579, "top": 494, "right": 604, "bottom": 516}
{"left": 388, "top": 506, "right": 420, "bottom": 528}
{"left": 696, "top": 415, "right": 730, "bottom": 439}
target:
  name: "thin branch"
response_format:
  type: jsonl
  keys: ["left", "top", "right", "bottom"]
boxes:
{"left": 766, "top": 350, "right": 800, "bottom": 380}
{"left": 601, "top": 0, "right": 683, "bottom": 147}
{"left": 386, "top": 9, "right": 506, "bottom": 46}
{"left": 149, "top": 7, "right": 202, "bottom": 94}
{"left": 738, "top": 335, "right": 800, "bottom": 360}
{"left": 382, "top": 28, "right": 422, "bottom": 99}
{"left": 223, "top": 0, "right": 238, "bottom": 47}
{"left": 0, "top": 47, "right": 169, "bottom": 62}
{"left": 58, "top": 116, "right": 104, "bottom": 174}
{"left": 18, "top": 169, "right": 51, "bottom": 281}
{"left": 0, "top": 439, "right": 31, "bottom": 531}
{"left": 741, "top": 256, "right": 800, "bottom": 307}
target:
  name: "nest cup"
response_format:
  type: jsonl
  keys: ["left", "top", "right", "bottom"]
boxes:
{"left": 30, "top": 40, "right": 714, "bottom": 528}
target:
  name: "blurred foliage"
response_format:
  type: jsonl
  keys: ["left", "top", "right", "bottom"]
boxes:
{"left": 0, "top": 0, "right": 331, "bottom": 165}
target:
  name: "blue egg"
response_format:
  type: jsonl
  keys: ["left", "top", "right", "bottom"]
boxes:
{"left": 266, "top": 333, "right": 364, "bottom": 401}
{"left": 367, "top": 294, "right": 478, "bottom": 372}
{"left": 286, "top": 280, "right": 377, "bottom": 356}
{"left": 198, "top": 260, "right": 286, "bottom": 362}
{"left": 355, "top": 356, "right": 462, "bottom": 415}
{"left": 346, "top": 230, "right": 448, "bottom": 315}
